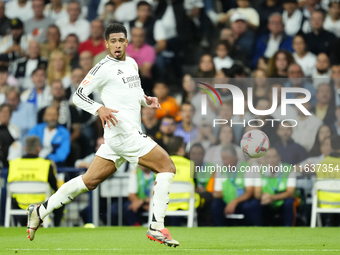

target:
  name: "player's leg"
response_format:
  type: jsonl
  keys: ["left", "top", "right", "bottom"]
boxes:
{"left": 138, "top": 145, "right": 179, "bottom": 246}
{"left": 27, "top": 156, "right": 116, "bottom": 241}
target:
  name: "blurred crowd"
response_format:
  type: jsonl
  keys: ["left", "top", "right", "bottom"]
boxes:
{"left": 1, "top": 0, "right": 340, "bottom": 226}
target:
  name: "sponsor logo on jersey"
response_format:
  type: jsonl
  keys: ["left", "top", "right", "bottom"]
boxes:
{"left": 122, "top": 75, "right": 140, "bottom": 84}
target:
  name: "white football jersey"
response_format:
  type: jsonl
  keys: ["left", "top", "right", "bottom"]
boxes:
{"left": 73, "top": 55, "right": 149, "bottom": 138}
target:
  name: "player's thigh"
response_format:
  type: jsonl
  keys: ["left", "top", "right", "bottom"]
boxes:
{"left": 82, "top": 156, "right": 117, "bottom": 190}
{"left": 138, "top": 144, "right": 176, "bottom": 174}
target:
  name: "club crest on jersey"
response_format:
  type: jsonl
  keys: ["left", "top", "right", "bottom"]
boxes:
{"left": 133, "top": 64, "right": 137, "bottom": 71}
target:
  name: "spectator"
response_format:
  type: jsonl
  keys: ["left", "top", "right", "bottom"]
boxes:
{"left": 40, "top": 25, "right": 63, "bottom": 59}
{"left": 292, "top": 34, "right": 317, "bottom": 77}
{"left": 126, "top": 27, "right": 156, "bottom": 92}
{"left": 152, "top": 81, "right": 179, "bottom": 121}
{"left": 79, "top": 50, "right": 94, "bottom": 75}
{"left": 252, "top": 13, "right": 293, "bottom": 67}
{"left": 205, "top": 125, "right": 244, "bottom": 166}
{"left": 75, "top": 137, "right": 104, "bottom": 169}
{"left": 292, "top": 94, "right": 323, "bottom": 152}
{"left": 63, "top": 34, "right": 80, "bottom": 70}
{"left": 266, "top": 49, "right": 295, "bottom": 78}
{"left": 79, "top": 20, "right": 106, "bottom": 57}
{"left": 55, "top": 1, "right": 90, "bottom": 43}
{"left": 44, "top": 0, "right": 68, "bottom": 21}
{"left": 0, "top": 18, "right": 29, "bottom": 59}
{"left": 305, "top": 10, "right": 336, "bottom": 56}
{"left": 309, "top": 124, "right": 332, "bottom": 157}
{"left": 312, "top": 53, "right": 332, "bottom": 84}
{"left": 282, "top": 0, "right": 304, "bottom": 36}
{"left": 269, "top": 83, "right": 298, "bottom": 121}
{"left": 189, "top": 143, "right": 214, "bottom": 226}
{"left": 7, "top": 135, "right": 64, "bottom": 226}
{"left": 6, "top": 87, "right": 36, "bottom": 143}
{"left": 255, "top": 0, "right": 283, "bottom": 36}
{"left": 219, "top": 28, "right": 249, "bottom": 66}
{"left": 211, "top": 145, "right": 261, "bottom": 226}
{"left": 154, "top": 115, "right": 177, "bottom": 151}
{"left": 177, "top": 74, "right": 191, "bottom": 105}
{"left": 274, "top": 125, "right": 308, "bottom": 165}
{"left": 98, "top": 2, "right": 115, "bottom": 28}
{"left": 251, "top": 69, "right": 270, "bottom": 105}
{"left": 257, "top": 56, "right": 269, "bottom": 71}
{"left": 37, "top": 80, "right": 80, "bottom": 140}
{"left": 298, "top": 136, "right": 332, "bottom": 174}
{"left": 284, "top": 63, "right": 316, "bottom": 106}
{"left": 20, "top": 68, "right": 52, "bottom": 111}
{"left": 126, "top": 1, "right": 166, "bottom": 56}
{"left": 330, "top": 64, "right": 340, "bottom": 107}
{"left": 218, "top": 0, "right": 259, "bottom": 29}
{"left": 254, "top": 98, "right": 280, "bottom": 145}
{"left": 47, "top": 50, "right": 71, "bottom": 88}
{"left": 213, "top": 40, "right": 234, "bottom": 71}
{"left": 196, "top": 54, "right": 216, "bottom": 78}
{"left": 0, "top": 1, "right": 11, "bottom": 37}
{"left": 97, "top": 0, "right": 137, "bottom": 23}
{"left": 192, "top": 120, "right": 216, "bottom": 151}
{"left": 5, "top": 0, "right": 33, "bottom": 22}
{"left": 0, "top": 103, "right": 21, "bottom": 168}
{"left": 228, "top": 12, "right": 255, "bottom": 60}
{"left": 316, "top": 135, "right": 340, "bottom": 225}
{"left": 0, "top": 65, "right": 11, "bottom": 104}
{"left": 258, "top": 147, "right": 296, "bottom": 226}
{"left": 12, "top": 40, "right": 48, "bottom": 90}
{"left": 28, "top": 106, "right": 70, "bottom": 166}
{"left": 323, "top": 0, "right": 340, "bottom": 38}
{"left": 141, "top": 106, "right": 160, "bottom": 139}
{"left": 65, "top": 68, "right": 85, "bottom": 101}
{"left": 311, "top": 83, "right": 335, "bottom": 126}
{"left": 333, "top": 106, "right": 340, "bottom": 135}
{"left": 124, "top": 165, "right": 155, "bottom": 226}
{"left": 174, "top": 103, "right": 197, "bottom": 144}
{"left": 25, "top": 0, "right": 54, "bottom": 44}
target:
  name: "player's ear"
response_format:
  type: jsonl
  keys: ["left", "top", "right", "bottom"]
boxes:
{"left": 126, "top": 39, "right": 129, "bottom": 44}
{"left": 105, "top": 40, "right": 109, "bottom": 49}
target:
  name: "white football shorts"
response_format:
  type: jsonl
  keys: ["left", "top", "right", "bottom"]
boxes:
{"left": 96, "top": 129, "right": 157, "bottom": 169}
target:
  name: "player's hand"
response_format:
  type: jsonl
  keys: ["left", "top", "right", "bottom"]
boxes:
{"left": 144, "top": 95, "right": 161, "bottom": 110}
{"left": 261, "top": 193, "right": 272, "bottom": 205}
{"left": 97, "top": 106, "right": 119, "bottom": 129}
{"left": 224, "top": 200, "right": 238, "bottom": 214}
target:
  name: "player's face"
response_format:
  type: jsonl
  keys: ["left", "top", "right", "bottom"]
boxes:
{"left": 105, "top": 33, "right": 128, "bottom": 60}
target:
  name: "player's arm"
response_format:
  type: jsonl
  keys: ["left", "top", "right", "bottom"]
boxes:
{"left": 73, "top": 66, "right": 119, "bottom": 128}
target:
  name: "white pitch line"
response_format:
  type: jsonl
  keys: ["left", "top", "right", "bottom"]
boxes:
{"left": 4, "top": 248, "right": 340, "bottom": 252}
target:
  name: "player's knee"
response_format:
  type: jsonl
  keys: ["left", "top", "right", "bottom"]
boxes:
{"left": 84, "top": 180, "right": 99, "bottom": 191}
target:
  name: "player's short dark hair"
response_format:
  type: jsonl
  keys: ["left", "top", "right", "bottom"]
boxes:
{"left": 167, "top": 136, "right": 185, "bottom": 156}
{"left": 105, "top": 22, "right": 127, "bottom": 40}
{"left": 331, "top": 135, "right": 340, "bottom": 151}
{"left": 31, "top": 67, "right": 45, "bottom": 77}
{"left": 137, "top": 0, "right": 151, "bottom": 8}
{"left": 0, "top": 65, "right": 8, "bottom": 73}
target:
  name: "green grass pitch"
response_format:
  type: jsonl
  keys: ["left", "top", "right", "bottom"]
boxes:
{"left": 1, "top": 227, "right": 339, "bottom": 255}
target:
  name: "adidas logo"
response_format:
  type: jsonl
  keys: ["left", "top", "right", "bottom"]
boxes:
{"left": 117, "top": 69, "right": 123, "bottom": 75}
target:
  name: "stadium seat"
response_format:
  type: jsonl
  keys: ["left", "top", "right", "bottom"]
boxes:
{"left": 148, "top": 182, "right": 197, "bottom": 228}
{"left": 310, "top": 180, "right": 340, "bottom": 228}
{"left": 5, "top": 182, "right": 52, "bottom": 228}
{"left": 99, "top": 172, "right": 129, "bottom": 226}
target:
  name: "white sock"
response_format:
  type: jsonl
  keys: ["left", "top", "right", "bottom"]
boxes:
{"left": 39, "top": 175, "right": 89, "bottom": 219}
{"left": 151, "top": 172, "right": 175, "bottom": 230}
